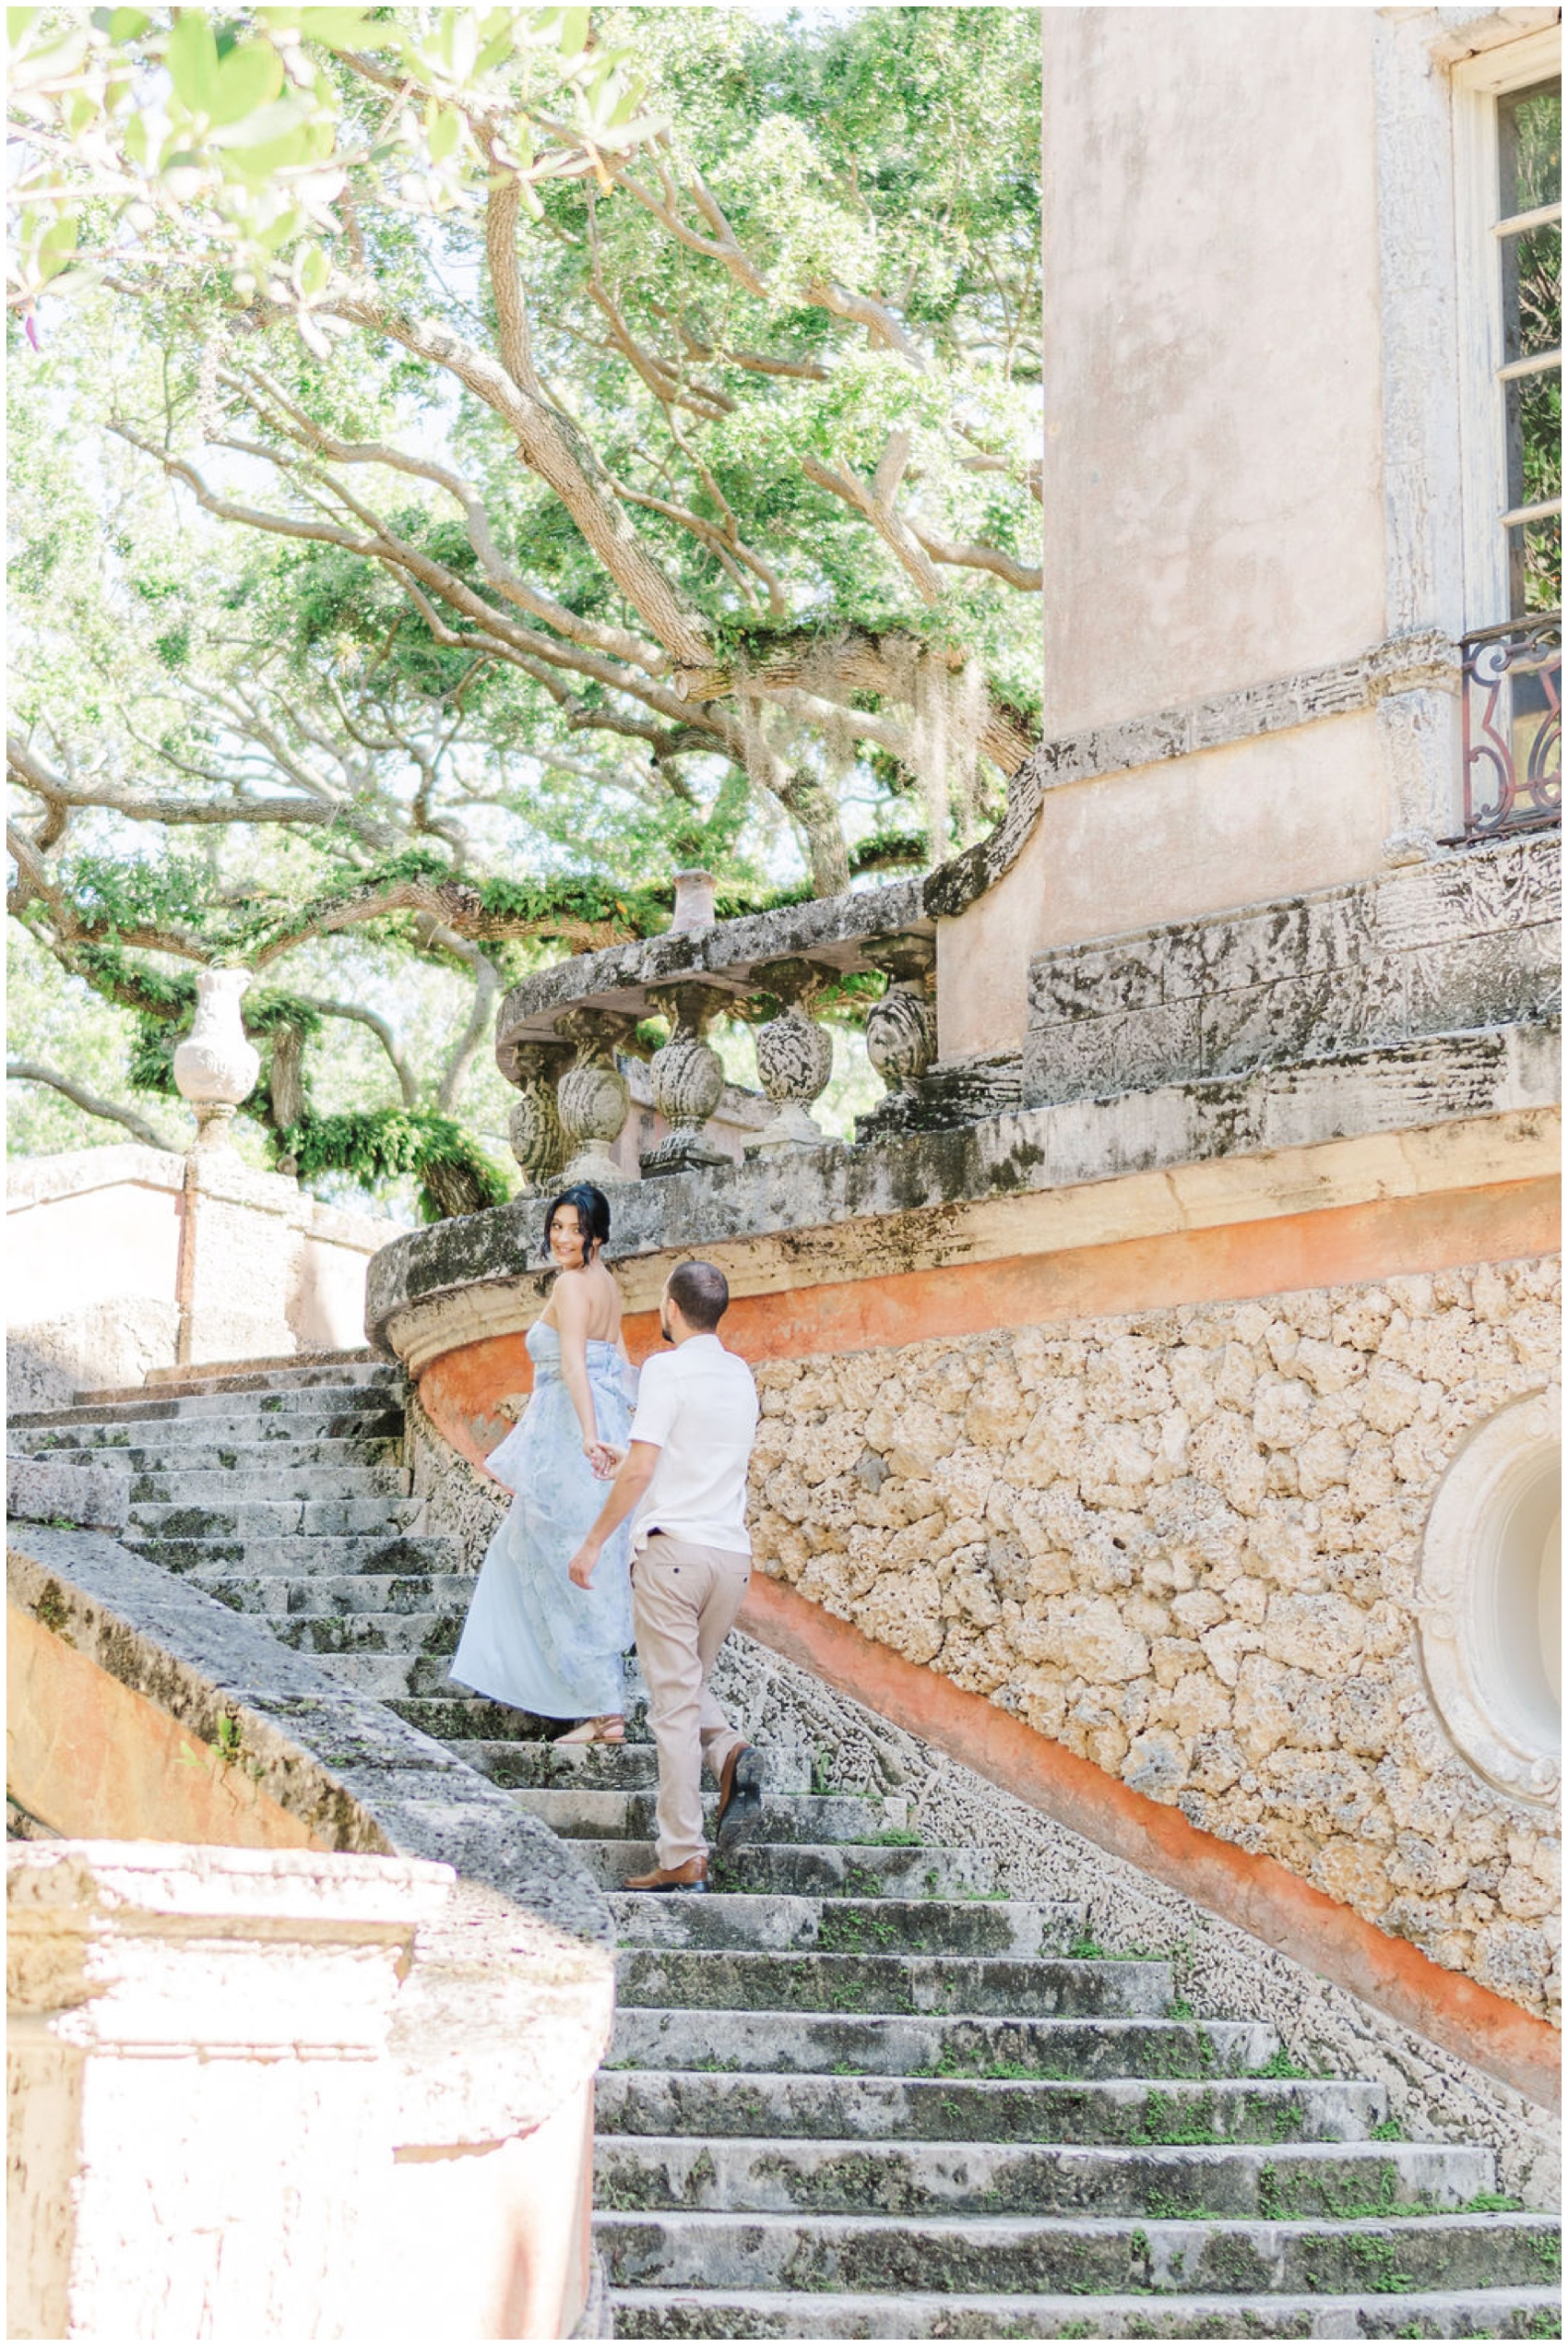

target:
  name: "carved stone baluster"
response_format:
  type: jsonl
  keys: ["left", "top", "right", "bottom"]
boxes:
{"left": 554, "top": 1010, "right": 637, "bottom": 1186}
{"left": 751, "top": 960, "right": 835, "bottom": 1156}
{"left": 864, "top": 937, "right": 938, "bottom": 1102}
{"left": 504, "top": 1042, "right": 570, "bottom": 1196}
{"left": 643, "top": 983, "right": 729, "bottom": 1176}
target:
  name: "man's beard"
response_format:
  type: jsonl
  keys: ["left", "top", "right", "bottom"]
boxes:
{"left": 659, "top": 1311, "right": 673, "bottom": 1343}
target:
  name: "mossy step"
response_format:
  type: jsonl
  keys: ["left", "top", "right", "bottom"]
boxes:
{"left": 127, "top": 1498, "right": 419, "bottom": 1538}
{"left": 610, "top": 1893, "right": 1079, "bottom": 1959}
{"left": 42, "top": 1409, "right": 407, "bottom": 1449}
{"left": 607, "top": 2283, "right": 1563, "bottom": 2340}
{"left": 125, "top": 1466, "right": 410, "bottom": 1505}
{"left": 593, "top": 2071, "right": 1388, "bottom": 2147}
{"left": 189, "top": 1571, "right": 476, "bottom": 1616}
{"left": 12, "top": 1383, "right": 405, "bottom": 1426}
{"left": 303, "top": 1651, "right": 476, "bottom": 1697}
{"left": 463, "top": 1742, "right": 812, "bottom": 1797}
{"left": 596, "top": 2209, "right": 1560, "bottom": 2297}
{"left": 607, "top": 2010, "right": 1278, "bottom": 2082}
{"left": 511, "top": 1787, "right": 896, "bottom": 1847}
{"left": 593, "top": 2135, "right": 1495, "bottom": 2221}
{"left": 579, "top": 1840, "right": 993, "bottom": 1897}
{"left": 389, "top": 1695, "right": 559, "bottom": 1743}
{"left": 124, "top": 1532, "right": 460, "bottom": 1575}
{"left": 614, "top": 1949, "right": 1173, "bottom": 2021}
{"left": 8, "top": 1435, "right": 404, "bottom": 1472}
{"left": 262, "top": 1608, "right": 465, "bottom": 1656}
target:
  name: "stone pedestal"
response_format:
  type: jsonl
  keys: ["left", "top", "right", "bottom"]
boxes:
{"left": 6, "top": 1840, "right": 450, "bottom": 2342}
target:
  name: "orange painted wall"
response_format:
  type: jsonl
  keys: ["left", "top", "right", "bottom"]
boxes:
{"left": 6, "top": 1604, "right": 329, "bottom": 1851}
{"left": 420, "top": 1174, "right": 1559, "bottom": 1469}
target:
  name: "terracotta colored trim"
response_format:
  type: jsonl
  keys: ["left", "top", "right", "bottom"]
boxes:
{"left": 417, "top": 1179, "right": 1559, "bottom": 1469}
{"left": 739, "top": 1573, "right": 1562, "bottom": 2112}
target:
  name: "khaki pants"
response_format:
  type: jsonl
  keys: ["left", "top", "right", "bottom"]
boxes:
{"left": 631, "top": 1532, "right": 751, "bottom": 1869}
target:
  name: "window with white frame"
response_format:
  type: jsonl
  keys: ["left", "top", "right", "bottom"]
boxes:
{"left": 1455, "top": 38, "right": 1562, "bottom": 625}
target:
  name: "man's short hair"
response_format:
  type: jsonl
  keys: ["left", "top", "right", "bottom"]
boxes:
{"left": 666, "top": 1259, "right": 729, "bottom": 1331}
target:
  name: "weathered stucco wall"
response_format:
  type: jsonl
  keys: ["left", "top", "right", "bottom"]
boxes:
{"left": 1041, "top": 8, "right": 1385, "bottom": 732}
{"left": 745, "top": 1255, "right": 1562, "bottom": 2021}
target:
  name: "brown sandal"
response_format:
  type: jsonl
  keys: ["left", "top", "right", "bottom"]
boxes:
{"left": 552, "top": 1714, "right": 626, "bottom": 1747}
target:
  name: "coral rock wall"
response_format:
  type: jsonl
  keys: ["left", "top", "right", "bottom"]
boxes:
{"left": 748, "top": 1256, "right": 1562, "bottom": 2020}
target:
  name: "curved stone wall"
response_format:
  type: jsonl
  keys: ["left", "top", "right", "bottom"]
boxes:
{"left": 745, "top": 1256, "right": 1562, "bottom": 2021}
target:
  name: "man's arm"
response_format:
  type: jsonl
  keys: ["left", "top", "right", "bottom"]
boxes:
{"left": 567, "top": 1441, "right": 661, "bottom": 1588}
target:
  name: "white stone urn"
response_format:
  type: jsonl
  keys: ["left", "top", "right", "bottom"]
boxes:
{"left": 172, "top": 968, "right": 261, "bottom": 1149}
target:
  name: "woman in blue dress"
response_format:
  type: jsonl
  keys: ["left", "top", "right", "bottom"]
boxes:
{"left": 450, "top": 1183, "right": 636, "bottom": 1746}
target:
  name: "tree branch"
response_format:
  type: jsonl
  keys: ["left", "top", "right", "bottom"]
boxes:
{"left": 7, "top": 1059, "right": 171, "bottom": 1149}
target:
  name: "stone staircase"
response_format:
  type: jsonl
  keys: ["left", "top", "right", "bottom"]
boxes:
{"left": 9, "top": 1360, "right": 1562, "bottom": 2341}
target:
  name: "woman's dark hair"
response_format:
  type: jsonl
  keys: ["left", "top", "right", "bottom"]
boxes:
{"left": 541, "top": 1184, "right": 611, "bottom": 1261}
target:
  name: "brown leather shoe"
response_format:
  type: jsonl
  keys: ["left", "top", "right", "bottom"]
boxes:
{"left": 624, "top": 1854, "right": 707, "bottom": 1892}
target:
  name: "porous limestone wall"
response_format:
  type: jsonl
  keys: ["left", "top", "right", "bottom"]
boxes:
{"left": 746, "top": 1256, "right": 1562, "bottom": 2022}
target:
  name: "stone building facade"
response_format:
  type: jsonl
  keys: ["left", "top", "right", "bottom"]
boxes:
{"left": 371, "top": 4, "right": 1568, "bottom": 2082}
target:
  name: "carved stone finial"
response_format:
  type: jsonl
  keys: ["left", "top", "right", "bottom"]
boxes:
{"left": 554, "top": 1010, "right": 637, "bottom": 1186}
{"left": 643, "top": 982, "right": 729, "bottom": 1177}
{"left": 172, "top": 969, "right": 261, "bottom": 1153}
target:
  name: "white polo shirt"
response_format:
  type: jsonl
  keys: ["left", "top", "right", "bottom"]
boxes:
{"left": 627, "top": 1334, "right": 759, "bottom": 1556}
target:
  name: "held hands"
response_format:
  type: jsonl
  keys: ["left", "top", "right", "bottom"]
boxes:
{"left": 583, "top": 1436, "right": 625, "bottom": 1481}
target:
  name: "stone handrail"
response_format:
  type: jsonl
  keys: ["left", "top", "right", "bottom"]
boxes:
{"left": 494, "top": 870, "right": 942, "bottom": 1184}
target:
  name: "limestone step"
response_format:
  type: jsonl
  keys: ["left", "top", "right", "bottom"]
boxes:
{"left": 607, "top": 2284, "right": 1563, "bottom": 2340}
{"left": 7, "top": 1435, "right": 405, "bottom": 1473}
{"left": 125, "top": 1467, "right": 410, "bottom": 1506}
{"left": 387, "top": 1695, "right": 559, "bottom": 1743}
{"left": 606, "top": 2010, "right": 1279, "bottom": 2080}
{"left": 462, "top": 1742, "right": 812, "bottom": 1797}
{"left": 12, "top": 1381, "right": 405, "bottom": 1427}
{"left": 187, "top": 1571, "right": 475, "bottom": 1617}
{"left": 614, "top": 1950, "right": 1174, "bottom": 2019}
{"left": 608, "top": 1894, "right": 1079, "bottom": 1959}
{"left": 13, "top": 1407, "right": 406, "bottom": 1451}
{"left": 127, "top": 1497, "right": 420, "bottom": 1538}
{"left": 592, "top": 2070, "right": 1388, "bottom": 2146}
{"left": 262, "top": 1609, "right": 464, "bottom": 1656}
{"left": 580, "top": 1840, "right": 995, "bottom": 1898}
{"left": 78, "top": 1354, "right": 395, "bottom": 1402}
{"left": 300, "top": 1650, "right": 477, "bottom": 1697}
{"left": 596, "top": 2209, "right": 1558, "bottom": 2297}
{"left": 595, "top": 2134, "right": 1495, "bottom": 2221}
{"left": 123, "top": 1531, "right": 462, "bottom": 1577}
{"left": 509, "top": 1786, "right": 896, "bottom": 1846}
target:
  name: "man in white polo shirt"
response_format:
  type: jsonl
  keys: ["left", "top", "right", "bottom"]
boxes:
{"left": 567, "top": 1260, "right": 763, "bottom": 1890}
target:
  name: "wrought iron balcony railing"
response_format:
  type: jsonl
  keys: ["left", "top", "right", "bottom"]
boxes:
{"left": 1458, "top": 610, "right": 1562, "bottom": 840}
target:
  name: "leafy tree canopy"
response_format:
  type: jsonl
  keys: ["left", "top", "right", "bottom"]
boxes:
{"left": 6, "top": 6, "right": 1040, "bottom": 1210}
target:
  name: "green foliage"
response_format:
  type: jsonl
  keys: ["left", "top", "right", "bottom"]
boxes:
{"left": 280, "top": 1107, "right": 511, "bottom": 1221}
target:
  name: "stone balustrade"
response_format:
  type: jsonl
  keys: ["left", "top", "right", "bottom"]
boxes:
{"left": 493, "top": 868, "right": 946, "bottom": 1185}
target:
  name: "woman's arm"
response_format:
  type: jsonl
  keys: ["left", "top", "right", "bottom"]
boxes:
{"left": 552, "top": 1274, "right": 603, "bottom": 1462}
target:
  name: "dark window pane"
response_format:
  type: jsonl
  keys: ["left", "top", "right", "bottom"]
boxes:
{"left": 1504, "top": 367, "right": 1563, "bottom": 512}
{"left": 1501, "top": 221, "right": 1562, "bottom": 363}
{"left": 1499, "top": 78, "right": 1562, "bottom": 217}
{"left": 1507, "top": 512, "right": 1562, "bottom": 614}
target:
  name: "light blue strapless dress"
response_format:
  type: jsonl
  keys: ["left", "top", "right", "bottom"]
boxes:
{"left": 450, "top": 1325, "right": 636, "bottom": 1720}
